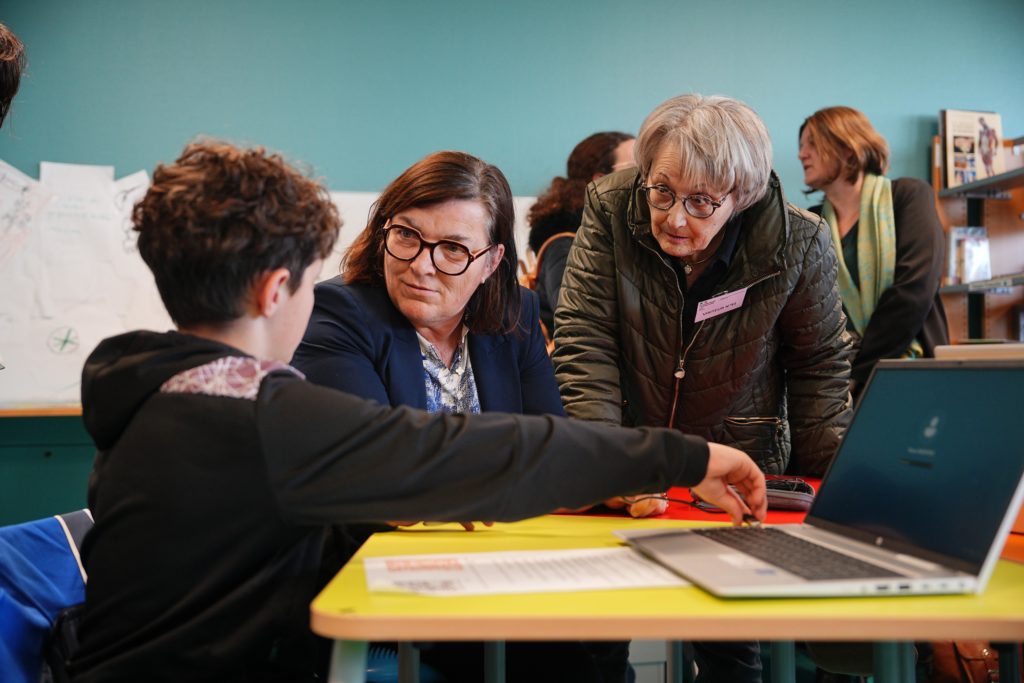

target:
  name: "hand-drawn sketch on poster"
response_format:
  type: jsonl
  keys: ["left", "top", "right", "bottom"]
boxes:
{"left": 0, "top": 161, "right": 170, "bottom": 408}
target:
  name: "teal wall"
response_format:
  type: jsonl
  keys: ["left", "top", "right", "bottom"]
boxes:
{"left": 0, "top": 415, "right": 93, "bottom": 525}
{"left": 1, "top": 0, "right": 1022, "bottom": 206}
{"left": 3, "top": 1, "right": 1021, "bottom": 524}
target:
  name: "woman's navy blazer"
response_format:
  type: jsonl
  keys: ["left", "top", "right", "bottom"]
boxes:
{"left": 292, "top": 277, "right": 565, "bottom": 416}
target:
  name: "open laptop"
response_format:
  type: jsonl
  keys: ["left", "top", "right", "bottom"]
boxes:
{"left": 618, "top": 360, "right": 1024, "bottom": 597}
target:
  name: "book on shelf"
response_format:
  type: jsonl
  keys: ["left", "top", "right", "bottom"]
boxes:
{"left": 939, "top": 109, "right": 1004, "bottom": 188}
{"left": 945, "top": 226, "right": 992, "bottom": 285}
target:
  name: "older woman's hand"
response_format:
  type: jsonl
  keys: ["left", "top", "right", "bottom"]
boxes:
{"left": 625, "top": 495, "right": 669, "bottom": 518}
{"left": 602, "top": 495, "right": 669, "bottom": 518}
{"left": 690, "top": 443, "right": 767, "bottom": 525}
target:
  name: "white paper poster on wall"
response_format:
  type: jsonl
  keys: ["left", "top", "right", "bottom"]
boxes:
{"left": 0, "top": 161, "right": 169, "bottom": 407}
{"left": 0, "top": 159, "right": 538, "bottom": 408}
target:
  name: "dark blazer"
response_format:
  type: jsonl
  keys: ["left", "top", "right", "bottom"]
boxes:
{"left": 292, "top": 277, "right": 565, "bottom": 416}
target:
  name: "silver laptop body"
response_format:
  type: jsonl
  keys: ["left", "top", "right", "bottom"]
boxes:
{"left": 619, "top": 360, "right": 1024, "bottom": 598}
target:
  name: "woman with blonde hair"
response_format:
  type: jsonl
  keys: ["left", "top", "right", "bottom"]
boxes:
{"left": 553, "top": 93, "right": 852, "bottom": 682}
{"left": 555, "top": 94, "right": 850, "bottom": 484}
{"left": 799, "top": 106, "right": 948, "bottom": 398}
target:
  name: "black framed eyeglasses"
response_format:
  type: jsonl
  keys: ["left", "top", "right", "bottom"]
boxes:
{"left": 641, "top": 183, "right": 729, "bottom": 219}
{"left": 383, "top": 224, "right": 495, "bottom": 276}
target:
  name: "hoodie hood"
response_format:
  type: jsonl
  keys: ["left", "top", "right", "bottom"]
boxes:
{"left": 81, "top": 330, "right": 245, "bottom": 450}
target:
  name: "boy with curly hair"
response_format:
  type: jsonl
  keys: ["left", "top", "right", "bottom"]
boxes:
{"left": 71, "top": 140, "right": 764, "bottom": 682}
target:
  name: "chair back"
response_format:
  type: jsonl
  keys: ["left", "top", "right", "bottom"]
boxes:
{"left": 0, "top": 510, "right": 92, "bottom": 683}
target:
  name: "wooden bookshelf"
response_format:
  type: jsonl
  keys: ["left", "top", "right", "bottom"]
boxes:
{"left": 932, "top": 136, "right": 1024, "bottom": 342}
{"left": 937, "top": 166, "right": 1024, "bottom": 198}
{"left": 940, "top": 273, "right": 1024, "bottom": 294}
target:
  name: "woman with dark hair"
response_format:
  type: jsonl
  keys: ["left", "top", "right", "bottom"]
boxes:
{"left": 294, "top": 150, "right": 559, "bottom": 417}
{"left": 799, "top": 106, "right": 948, "bottom": 398}
{"left": 292, "top": 150, "right": 598, "bottom": 680}
{"left": 527, "top": 131, "right": 635, "bottom": 334}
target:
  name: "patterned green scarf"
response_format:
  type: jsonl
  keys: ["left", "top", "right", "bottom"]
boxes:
{"left": 822, "top": 174, "right": 922, "bottom": 357}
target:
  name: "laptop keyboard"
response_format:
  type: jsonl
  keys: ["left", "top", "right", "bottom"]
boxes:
{"left": 693, "top": 527, "right": 903, "bottom": 581}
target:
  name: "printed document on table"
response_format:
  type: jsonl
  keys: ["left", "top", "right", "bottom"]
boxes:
{"left": 364, "top": 547, "right": 688, "bottom": 596}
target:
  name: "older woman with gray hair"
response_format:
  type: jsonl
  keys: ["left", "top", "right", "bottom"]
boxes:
{"left": 553, "top": 94, "right": 853, "bottom": 679}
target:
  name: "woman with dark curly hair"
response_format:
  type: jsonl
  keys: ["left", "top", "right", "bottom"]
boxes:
{"left": 0, "top": 22, "right": 26, "bottom": 127}
{"left": 527, "top": 131, "right": 634, "bottom": 335}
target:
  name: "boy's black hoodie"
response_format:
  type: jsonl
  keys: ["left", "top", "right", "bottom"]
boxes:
{"left": 71, "top": 330, "right": 709, "bottom": 681}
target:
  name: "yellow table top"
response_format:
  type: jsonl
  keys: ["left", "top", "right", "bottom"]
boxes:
{"left": 311, "top": 515, "right": 1024, "bottom": 643}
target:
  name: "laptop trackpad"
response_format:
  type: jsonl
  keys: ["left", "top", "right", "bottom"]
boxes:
{"left": 630, "top": 531, "right": 800, "bottom": 586}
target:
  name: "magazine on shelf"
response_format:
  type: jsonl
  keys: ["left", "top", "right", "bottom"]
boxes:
{"left": 945, "top": 226, "right": 992, "bottom": 285}
{"left": 939, "top": 109, "right": 1004, "bottom": 188}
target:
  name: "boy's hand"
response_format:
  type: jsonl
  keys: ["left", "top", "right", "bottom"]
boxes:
{"left": 690, "top": 443, "right": 767, "bottom": 525}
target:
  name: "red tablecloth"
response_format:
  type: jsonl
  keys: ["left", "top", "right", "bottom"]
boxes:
{"left": 1003, "top": 533, "right": 1024, "bottom": 563}
{"left": 656, "top": 485, "right": 814, "bottom": 524}
{"left": 574, "top": 479, "right": 821, "bottom": 525}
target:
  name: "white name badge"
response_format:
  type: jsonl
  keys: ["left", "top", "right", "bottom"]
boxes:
{"left": 694, "top": 287, "right": 748, "bottom": 322}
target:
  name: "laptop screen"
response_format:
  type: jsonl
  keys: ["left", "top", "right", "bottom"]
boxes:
{"left": 808, "top": 361, "right": 1024, "bottom": 572}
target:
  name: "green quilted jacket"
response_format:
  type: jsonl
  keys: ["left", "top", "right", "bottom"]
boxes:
{"left": 553, "top": 169, "right": 852, "bottom": 476}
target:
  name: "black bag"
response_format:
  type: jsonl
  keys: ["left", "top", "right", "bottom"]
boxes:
{"left": 41, "top": 603, "right": 85, "bottom": 683}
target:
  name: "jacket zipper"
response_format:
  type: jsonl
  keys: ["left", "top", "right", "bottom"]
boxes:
{"left": 668, "top": 319, "right": 706, "bottom": 426}
{"left": 666, "top": 268, "right": 783, "bottom": 428}
{"left": 632, "top": 238, "right": 687, "bottom": 423}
